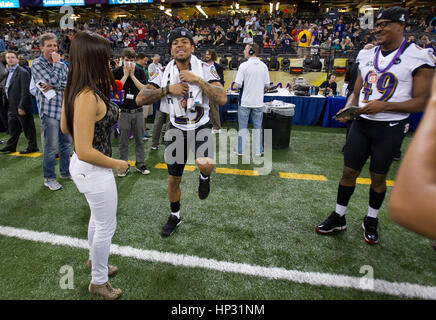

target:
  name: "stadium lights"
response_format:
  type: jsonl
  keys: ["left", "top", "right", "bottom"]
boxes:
{"left": 230, "top": 2, "right": 240, "bottom": 11}
{"left": 276, "top": 2, "right": 280, "bottom": 11}
{"left": 269, "top": 2, "right": 273, "bottom": 14}
{"left": 159, "top": 5, "right": 164, "bottom": 10}
{"left": 195, "top": 5, "right": 208, "bottom": 18}
{"left": 165, "top": 9, "right": 172, "bottom": 16}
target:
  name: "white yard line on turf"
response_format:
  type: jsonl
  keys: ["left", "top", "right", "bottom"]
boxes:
{"left": 0, "top": 225, "right": 435, "bottom": 300}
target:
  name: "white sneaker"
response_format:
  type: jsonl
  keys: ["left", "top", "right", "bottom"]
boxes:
{"left": 44, "top": 178, "right": 63, "bottom": 191}
{"left": 117, "top": 167, "right": 129, "bottom": 177}
{"left": 136, "top": 165, "right": 150, "bottom": 175}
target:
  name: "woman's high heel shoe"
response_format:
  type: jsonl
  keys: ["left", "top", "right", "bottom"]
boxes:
{"left": 88, "top": 281, "right": 122, "bottom": 300}
{"left": 87, "top": 260, "right": 118, "bottom": 276}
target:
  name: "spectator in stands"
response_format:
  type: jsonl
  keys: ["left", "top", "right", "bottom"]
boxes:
{"left": 213, "top": 33, "right": 225, "bottom": 47}
{"left": 263, "top": 38, "right": 275, "bottom": 49}
{"left": 335, "top": 19, "right": 346, "bottom": 38}
{"left": 418, "top": 35, "right": 432, "bottom": 48}
{"left": 320, "top": 38, "right": 332, "bottom": 51}
{"left": 310, "top": 24, "right": 320, "bottom": 46}
{"left": 291, "top": 26, "right": 302, "bottom": 43}
{"left": 136, "top": 24, "right": 146, "bottom": 41}
{"left": 59, "top": 50, "right": 69, "bottom": 68}
{"left": 0, "top": 36, "right": 5, "bottom": 53}
{"left": 243, "top": 32, "right": 254, "bottom": 45}
{"left": 137, "top": 40, "right": 146, "bottom": 49}
{"left": 193, "top": 32, "right": 203, "bottom": 46}
{"left": 225, "top": 26, "right": 238, "bottom": 47}
{"left": 156, "top": 34, "right": 165, "bottom": 46}
{"left": 281, "top": 33, "right": 293, "bottom": 53}
{"left": 205, "top": 34, "right": 214, "bottom": 45}
{"left": 297, "top": 27, "right": 312, "bottom": 57}
{"left": 332, "top": 38, "right": 342, "bottom": 50}
{"left": 31, "top": 33, "right": 71, "bottom": 191}
{"left": 18, "top": 55, "right": 31, "bottom": 74}
{"left": 341, "top": 36, "right": 355, "bottom": 51}
{"left": 407, "top": 35, "right": 416, "bottom": 44}
{"left": 419, "top": 17, "right": 427, "bottom": 29}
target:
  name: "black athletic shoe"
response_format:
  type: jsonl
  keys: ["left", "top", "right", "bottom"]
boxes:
{"left": 362, "top": 216, "right": 379, "bottom": 245}
{"left": 198, "top": 175, "right": 210, "bottom": 200}
{"left": 316, "top": 211, "right": 347, "bottom": 234}
{"left": 161, "top": 214, "right": 181, "bottom": 237}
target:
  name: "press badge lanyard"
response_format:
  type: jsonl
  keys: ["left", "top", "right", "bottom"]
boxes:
{"left": 374, "top": 38, "right": 407, "bottom": 73}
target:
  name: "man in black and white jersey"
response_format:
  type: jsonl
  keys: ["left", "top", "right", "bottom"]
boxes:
{"left": 136, "top": 27, "right": 227, "bottom": 237}
{"left": 315, "top": 7, "right": 435, "bottom": 245}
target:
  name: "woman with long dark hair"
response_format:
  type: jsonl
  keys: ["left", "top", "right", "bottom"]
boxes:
{"left": 61, "top": 31, "right": 129, "bottom": 300}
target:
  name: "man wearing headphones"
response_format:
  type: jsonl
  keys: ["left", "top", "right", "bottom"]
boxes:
{"left": 320, "top": 73, "right": 337, "bottom": 96}
{"left": 234, "top": 43, "right": 270, "bottom": 156}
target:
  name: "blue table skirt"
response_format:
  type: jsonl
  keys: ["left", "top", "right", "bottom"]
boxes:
{"left": 222, "top": 94, "right": 327, "bottom": 126}
{"left": 322, "top": 96, "right": 422, "bottom": 132}
{"left": 322, "top": 96, "right": 347, "bottom": 128}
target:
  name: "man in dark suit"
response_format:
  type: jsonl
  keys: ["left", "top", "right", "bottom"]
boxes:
{"left": 0, "top": 52, "right": 8, "bottom": 140}
{"left": 205, "top": 49, "right": 225, "bottom": 133}
{"left": 0, "top": 51, "right": 38, "bottom": 154}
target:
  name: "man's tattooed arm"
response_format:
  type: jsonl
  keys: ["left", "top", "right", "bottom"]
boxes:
{"left": 195, "top": 79, "right": 227, "bottom": 106}
{"left": 136, "top": 84, "right": 167, "bottom": 106}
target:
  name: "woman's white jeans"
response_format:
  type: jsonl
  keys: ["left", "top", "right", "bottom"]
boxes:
{"left": 70, "top": 153, "right": 117, "bottom": 285}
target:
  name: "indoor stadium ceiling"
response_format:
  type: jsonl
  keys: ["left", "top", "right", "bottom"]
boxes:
{"left": 0, "top": 0, "right": 434, "bottom": 24}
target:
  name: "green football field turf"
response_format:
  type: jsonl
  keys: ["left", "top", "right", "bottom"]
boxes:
{"left": 0, "top": 116, "right": 435, "bottom": 301}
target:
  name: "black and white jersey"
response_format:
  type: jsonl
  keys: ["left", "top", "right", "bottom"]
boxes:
{"left": 356, "top": 42, "right": 435, "bottom": 121}
{"left": 149, "top": 59, "right": 220, "bottom": 131}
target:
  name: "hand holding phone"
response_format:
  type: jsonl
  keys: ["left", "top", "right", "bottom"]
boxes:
{"left": 333, "top": 106, "right": 359, "bottom": 121}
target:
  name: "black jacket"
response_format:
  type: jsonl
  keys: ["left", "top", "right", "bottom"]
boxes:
{"left": 320, "top": 80, "right": 337, "bottom": 96}
{"left": 4, "top": 66, "right": 33, "bottom": 114}
{"left": 213, "top": 62, "right": 225, "bottom": 87}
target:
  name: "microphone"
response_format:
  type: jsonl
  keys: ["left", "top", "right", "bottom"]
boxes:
{"left": 110, "top": 80, "right": 125, "bottom": 105}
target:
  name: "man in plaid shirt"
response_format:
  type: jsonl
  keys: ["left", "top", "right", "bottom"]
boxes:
{"left": 31, "top": 33, "right": 71, "bottom": 191}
